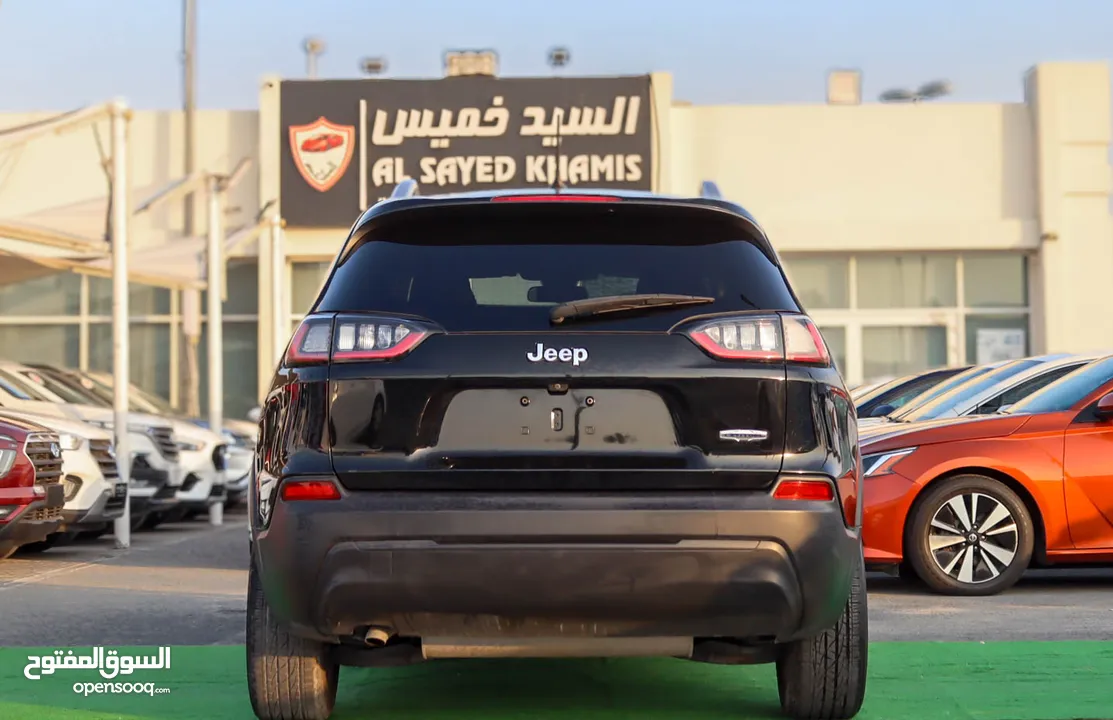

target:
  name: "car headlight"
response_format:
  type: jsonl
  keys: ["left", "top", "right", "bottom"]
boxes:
{"left": 861, "top": 448, "right": 917, "bottom": 477}
{"left": 177, "top": 440, "right": 204, "bottom": 452}
{"left": 58, "top": 433, "right": 84, "bottom": 451}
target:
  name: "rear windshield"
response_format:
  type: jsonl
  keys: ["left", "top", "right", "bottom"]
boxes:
{"left": 314, "top": 202, "right": 801, "bottom": 332}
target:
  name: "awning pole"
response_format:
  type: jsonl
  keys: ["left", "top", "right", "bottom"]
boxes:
{"left": 270, "top": 213, "right": 286, "bottom": 362}
{"left": 109, "top": 100, "right": 132, "bottom": 550}
{"left": 207, "top": 175, "right": 225, "bottom": 526}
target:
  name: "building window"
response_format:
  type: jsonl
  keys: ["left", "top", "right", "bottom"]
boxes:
{"left": 862, "top": 326, "right": 948, "bottom": 380}
{"left": 817, "top": 325, "right": 846, "bottom": 374}
{"left": 88, "top": 323, "right": 173, "bottom": 400}
{"left": 782, "top": 251, "right": 1031, "bottom": 386}
{"left": 963, "top": 253, "right": 1027, "bottom": 308}
{"left": 965, "top": 314, "right": 1029, "bottom": 364}
{"left": 89, "top": 278, "right": 172, "bottom": 316}
{"left": 197, "top": 320, "right": 260, "bottom": 421}
{"left": 0, "top": 273, "right": 81, "bottom": 315}
{"left": 290, "top": 261, "right": 332, "bottom": 316}
{"left": 856, "top": 254, "right": 957, "bottom": 308}
{"left": 782, "top": 257, "right": 849, "bottom": 309}
{"left": 0, "top": 324, "right": 80, "bottom": 367}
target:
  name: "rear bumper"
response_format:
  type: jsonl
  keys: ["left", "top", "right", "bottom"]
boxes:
{"left": 253, "top": 482, "right": 861, "bottom": 646}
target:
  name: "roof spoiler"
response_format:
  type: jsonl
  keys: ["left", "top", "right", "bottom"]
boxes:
{"left": 391, "top": 179, "right": 419, "bottom": 199}
{"left": 699, "top": 180, "right": 722, "bottom": 199}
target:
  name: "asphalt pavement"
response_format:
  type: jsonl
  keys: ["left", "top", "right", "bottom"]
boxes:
{"left": 1, "top": 511, "right": 1111, "bottom": 647}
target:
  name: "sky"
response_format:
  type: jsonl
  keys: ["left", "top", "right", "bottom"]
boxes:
{"left": 1, "top": 0, "right": 1112, "bottom": 111}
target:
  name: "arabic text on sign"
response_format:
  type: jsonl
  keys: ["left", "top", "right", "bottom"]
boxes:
{"left": 369, "top": 95, "right": 642, "bottom": 147}
{"left": 24, "top": 646, "right": 172, "bottom": 681}
{"left": 371, "top": 97, "right": 510, "bottom": 147}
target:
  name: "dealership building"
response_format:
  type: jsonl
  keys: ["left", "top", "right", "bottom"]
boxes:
{"left": 0, "top": 61, "right": 1110, "bottom": 418}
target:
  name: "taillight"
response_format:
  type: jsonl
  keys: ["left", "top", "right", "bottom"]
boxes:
{"left": 280, "top": 479, "right": 341, "bottom": 501}
{"left": 332, "top": 316, "right": 428, "bottom": 362}
{"left": 683, "top": 313, "right": 831, "bottom": 365}
{"left": 772, "top": 477, "right": 836, "bottom": 502}
{"left": 284, "top": 315, "right": 431, "bottom": 366}
{"left": 286, "top": 317, "right": 334, "bottom": 366}
{"left": 491, "top": 194, "right": 620, "bottom": 203}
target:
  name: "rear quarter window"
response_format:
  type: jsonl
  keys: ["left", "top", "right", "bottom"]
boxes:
{"left": 315, "top": 202, "right": 802, "bottom": 332}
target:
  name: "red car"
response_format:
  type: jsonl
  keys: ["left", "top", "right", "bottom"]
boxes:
{"left": 0, "top": 415, "right": 66, "bottom": 559}
{"left": 860, "top": 354, "right": 1113, "bottom": 595}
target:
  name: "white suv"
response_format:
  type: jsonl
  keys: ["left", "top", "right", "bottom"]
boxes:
{"left": 0, "top": 365, "right": 184, "bottom": 530}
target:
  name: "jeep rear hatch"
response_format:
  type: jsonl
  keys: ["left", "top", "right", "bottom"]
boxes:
{"left": 296, "top": 200, "right": 824, "bottom": 491}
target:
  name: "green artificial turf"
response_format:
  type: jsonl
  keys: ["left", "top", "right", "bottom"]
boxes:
{"left": 0, "top": 641, "right": 1110, "bottom": 719}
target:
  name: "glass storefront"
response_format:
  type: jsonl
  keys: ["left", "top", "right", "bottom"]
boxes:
{"left": 0, "top": 264, "right": 262, "bottom": 422}
{"left": 782, "top": 251, "right": 1031, "bottom": 386}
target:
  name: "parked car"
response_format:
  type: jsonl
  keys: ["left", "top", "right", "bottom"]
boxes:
{"left": 80, "top": 370, "right": 259, "bottom": 444}
{"left": 865, "top": 354, "right": 1072, "bottom": 430}
{"left": 860, "top": 353, "right": 1113, "bottom": 595}
{"left": 0, "top": 415, "right": 65, "bottom": 559}
{"left": 856, "top": 360, "right": 1012, "bottom": 428}
{"left": 81, "top": 371, "right": 253, "bottom": 513}
{"left": 0, "top": 363, "right": 183, "bottom": 530}
{"left": 855, "top": 366, "right": 971, "bottom": 419}
{"left": 0, "top": 409, "right": 124, "bottom": 546}
{"left": 246, "top": 187, "right": 868, "bottom": 720}
{"left": 20, "top": 366, "right": 230, "bottom": 524}
{"left": 863, "top": 353, "right": 1101, "bottom": 439}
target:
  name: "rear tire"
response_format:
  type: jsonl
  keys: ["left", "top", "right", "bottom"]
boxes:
{"left": 246, "top": 558, "right": 338, "bottom": 720}
{"left": 776, "top": 551, "right": 868, "bottom": 720}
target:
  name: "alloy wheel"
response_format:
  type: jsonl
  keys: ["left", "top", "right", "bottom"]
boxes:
{"left": 927, "top": 491, "right": 1019, "bottom": 585}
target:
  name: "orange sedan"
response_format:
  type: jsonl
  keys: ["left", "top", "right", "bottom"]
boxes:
{"left": 860, "top": 354, "right": 1113, "bottom": 595}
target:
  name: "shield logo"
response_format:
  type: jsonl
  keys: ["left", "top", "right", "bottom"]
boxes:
{"left": 288, "top": 117, "right": 356, "bottom": 192}
{"left": 50, "top": 443, "right": 61, "bottom": 458}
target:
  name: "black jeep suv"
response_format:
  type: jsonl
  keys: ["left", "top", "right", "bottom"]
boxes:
{"left": 247, "top": 183, "right": 867, "bottom": 720}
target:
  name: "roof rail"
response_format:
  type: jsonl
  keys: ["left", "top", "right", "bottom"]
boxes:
{"left": 391, "top": 178, "right": 419, "bottom": 199}
{"left": 699, "top": 180, "right": 722, "bottom": 199}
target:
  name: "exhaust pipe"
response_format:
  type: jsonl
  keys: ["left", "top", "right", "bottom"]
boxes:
{"left": 363, "top": 626, "right": 393, "bottom": 647}
{"left": 421, "top": 637, "right": 693, "bottom": 659}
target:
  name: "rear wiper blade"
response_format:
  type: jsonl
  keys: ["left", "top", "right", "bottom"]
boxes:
{"left": 549, "top": 293, "right": 715, "bottom": 325}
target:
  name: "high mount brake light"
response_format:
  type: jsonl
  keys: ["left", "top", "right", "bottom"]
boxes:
{"left": 491, "top": 195, "right": 620, "bottom": 203}
{"left": 285, "top": 315, "right": 431, "bottom": 366}
{"left": 772, "top": 478, "right": 836, "bottom": 502}
{"left": 684, "top": 314, "right": 831, "bottom": 365}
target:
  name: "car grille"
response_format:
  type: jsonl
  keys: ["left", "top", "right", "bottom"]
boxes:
{"left": 24, "top": 432, "right": 63, "bottom": 485}
{"left": 89, "top": 439, "right": 120, "bottom": 480}
{"left": 146, "top": 426, "right": 180, "bottom": 462}
{"left": 24, "top": 505, "right": 63, "bottom": 522}
{"left": 153, "top": 483, "right": 178, "bottom": 499}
